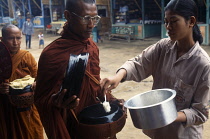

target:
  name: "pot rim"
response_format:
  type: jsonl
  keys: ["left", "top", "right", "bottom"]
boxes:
{"left": 124, "top": 88, "right": 176, "bottom": 109}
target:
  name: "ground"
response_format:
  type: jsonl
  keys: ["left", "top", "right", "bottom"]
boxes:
{"left": 21, "top": 29, "right": 210, "bottom": 139}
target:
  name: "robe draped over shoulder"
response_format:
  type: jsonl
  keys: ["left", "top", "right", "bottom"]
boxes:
{"left": 0, "top": 48, "right": 43, "bottom": 139}
{"left": 35, "top": 34, "right": 105, "bottom": 138}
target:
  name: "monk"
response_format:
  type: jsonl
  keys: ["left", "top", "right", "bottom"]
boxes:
{"left": 0, "top": 24, "right": 43, "bottom": 139}
{"left": 34, "top": 0, "right": 125, "bottom": 139}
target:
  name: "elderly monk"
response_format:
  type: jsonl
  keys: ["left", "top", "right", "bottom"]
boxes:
{"left": 0, "top": 24, "right": 43, "bottom": 139}
{"left": 34, "top": 0, "right": 122, "bottom": 139}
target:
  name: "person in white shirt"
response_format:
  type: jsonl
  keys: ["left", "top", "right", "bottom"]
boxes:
{"left": 38, "top": 32, "right": 44, "bottom": 49}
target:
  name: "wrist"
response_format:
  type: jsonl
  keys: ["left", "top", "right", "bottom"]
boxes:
{"left": 175, "top": 111, "right": 187, "bottom": 122}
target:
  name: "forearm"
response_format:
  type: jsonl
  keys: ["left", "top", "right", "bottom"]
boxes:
{"left": 116, "top": 68, "right": 127, "bottom": 82}
{"left": 119, "top": 54, "right": 153, "bottom": 82}
{"left": 175, "top": 111, "right": 187, "bottom": 122}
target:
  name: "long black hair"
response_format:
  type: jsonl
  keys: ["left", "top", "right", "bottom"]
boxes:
{"left": 165, "top": 0, "right": 203, "bottom": 44}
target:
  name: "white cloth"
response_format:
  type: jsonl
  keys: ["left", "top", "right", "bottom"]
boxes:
{"left": 38, "top": 34, "right": 44, "bottom": 40}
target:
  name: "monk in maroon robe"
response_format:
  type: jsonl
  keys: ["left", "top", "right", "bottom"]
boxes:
{"left": 35, "top": 0, "right": 122, "bottom": 139}
{"left": 0, "top": 24, "right": 43, "bottom": 139}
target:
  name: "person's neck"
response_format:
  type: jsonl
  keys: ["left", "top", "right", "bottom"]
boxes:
{"left": 176, "top": 39, "right": 195, "bottom": 53}
{"left": 175, "top": 37, "right": 195, "bottom": 59}
{"left": 10, "top": 50, "right": 19, "bottom": 56}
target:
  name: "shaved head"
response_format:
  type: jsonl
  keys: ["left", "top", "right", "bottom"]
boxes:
{"left": 65, "top": 0, "right": 96, "bottom": 13}
{"left": 63, "top": 0, "right": 97, "bottom": 39}
{"left": 2, "top": 24, "right": 20, "bottom": 37}
{"left": 1, "top": 24, "right": 22, "bottom": 54}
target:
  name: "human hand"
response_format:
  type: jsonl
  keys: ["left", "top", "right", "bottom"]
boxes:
{"left": 100, "top": 76, "right": 120, "bottom": 94}
{"left": 0, "top": 80, "right": 10, "bottom": 95}
{"left": 100, "top": 69, "right": 127, "bottom": 94}
{"left": 111, "top": 98, "right": 127, "bottom": 115}
{"left": 31, "top": 82, "right": 36, "bottom": 92}
{"left": 51, "top": 89, "right": 80, "bottom": 109}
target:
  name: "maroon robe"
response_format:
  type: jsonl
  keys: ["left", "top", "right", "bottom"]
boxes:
{"left": 34, "top": 28, "right": 107, "bottom": 138}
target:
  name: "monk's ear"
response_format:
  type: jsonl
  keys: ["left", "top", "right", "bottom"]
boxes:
{"left": 64, "top": 10, "right": 71, "bottom": 22}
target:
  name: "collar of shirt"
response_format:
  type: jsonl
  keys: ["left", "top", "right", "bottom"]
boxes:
{"left": 170, "top": 41, "right": 199, "bottom": 61}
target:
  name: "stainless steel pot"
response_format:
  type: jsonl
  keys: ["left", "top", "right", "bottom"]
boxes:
{"left": 124, "top": 88, "right": 177, "bottom": 129}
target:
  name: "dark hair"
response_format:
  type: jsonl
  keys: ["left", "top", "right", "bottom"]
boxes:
{"left": 65, "top": 0, "right": 96, "bottom": 12}
{"left": 1, "top": 24, "right": 18, "bottom": 37}
{"left": 165, "top": 0, "right": 203, "bottom": 44}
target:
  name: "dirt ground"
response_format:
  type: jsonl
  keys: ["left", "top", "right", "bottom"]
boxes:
{"left": 21, "top": 29, "right": 210, "bottom": 139}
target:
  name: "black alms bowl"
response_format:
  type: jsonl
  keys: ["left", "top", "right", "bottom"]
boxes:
{"left": 78, "top": 103, "right": 123, "bottom": 125}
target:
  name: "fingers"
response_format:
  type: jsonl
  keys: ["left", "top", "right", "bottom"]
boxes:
{"left": 31, "top": 82, "right": 36, "bottom": 92}
{"left": 52, "top": 89, "right": 79, "bottom": 109}
{"left": 64, "top": 97, "right": 80, "bottom": 109}
{"left": 106, "top": 83, "right": 117, "bottom": 92}
{"left": 0, "top": 82, "right": 10, "bottom": 94}
{"left": 100, "top": 78, "right": 109, "bottom": 94}
{"left": 51, "top": 89, "right": 66, "bottom": 108}
{"left": 56, "top": 89, "right": 67, "bottom": 107}
{"left": 100, "top": 77, "right": 118, "bottom": 94}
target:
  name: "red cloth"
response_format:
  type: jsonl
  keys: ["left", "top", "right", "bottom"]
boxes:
{"left": 35, "top": 26, "right": 104, "bottom": 138}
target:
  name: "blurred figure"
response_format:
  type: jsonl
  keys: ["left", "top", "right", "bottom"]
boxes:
{"left": 38, "top": 32, "right": 44, "bottom": 49}
{"left": 96, "top": 19, "right": 103, "bottom": 43}
{"left": 22, "top": 17, "right": 34, "bottom": 49}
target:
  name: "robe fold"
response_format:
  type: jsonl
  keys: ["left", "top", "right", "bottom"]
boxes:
{"left": 0, "top": 47, "right": 43, "bottom": 139}
{"left": 10, "top": 49, "right": 37, "bottom": 81}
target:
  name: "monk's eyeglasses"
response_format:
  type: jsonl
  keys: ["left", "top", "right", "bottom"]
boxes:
{"left": 71, "top": 12, "right": 101, "bottom": 25}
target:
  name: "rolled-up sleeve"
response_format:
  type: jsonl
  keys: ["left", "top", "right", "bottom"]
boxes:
{"left": 119, "top": 41, "right": 163, "bottom": 82}
{"left": 181, "top": 65, "right": 210, "bottom": 127}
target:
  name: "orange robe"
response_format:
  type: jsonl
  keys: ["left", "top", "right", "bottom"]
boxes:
{"left": 34, "top": 29, "right": 109, "bottom": 139}
{"left": 0, "top": 49, "right": 44, "bottom": 139}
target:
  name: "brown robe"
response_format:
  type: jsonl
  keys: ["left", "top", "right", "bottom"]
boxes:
{"left": 34, "top": 26, "right": 114, "bottom": 138}
{"left": 0, "top": 48, "right": 43, "bottom": 139}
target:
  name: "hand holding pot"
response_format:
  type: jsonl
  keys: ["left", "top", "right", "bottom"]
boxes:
{"left": 175, "top": 111, "right": 187, "bottom": 122}
{"left": 111, "top": 99, "right": 127, "bottom": 115}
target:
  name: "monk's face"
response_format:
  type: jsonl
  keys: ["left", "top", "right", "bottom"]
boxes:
{"left": 2, "top": 27, "right": 22, "bottom": 55}
{"left": 65, "top": 2, "right": 97, "bottom": 39}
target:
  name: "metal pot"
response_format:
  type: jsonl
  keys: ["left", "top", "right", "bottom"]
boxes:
{"left": 124, "top": 88, "right": 177, "bottom": 129}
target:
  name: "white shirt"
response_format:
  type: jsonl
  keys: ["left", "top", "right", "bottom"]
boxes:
{"left": 38, "top": 34, "right": 44, "bottom": 40}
